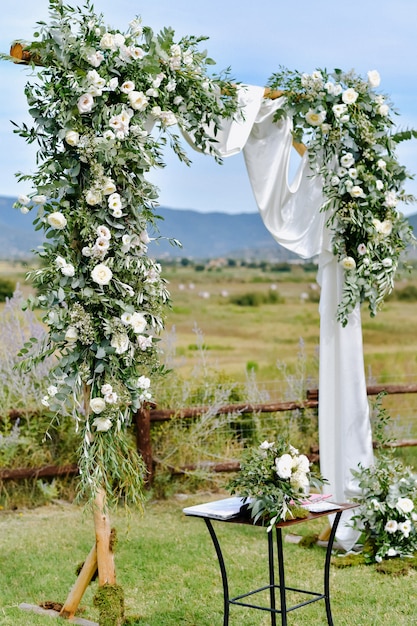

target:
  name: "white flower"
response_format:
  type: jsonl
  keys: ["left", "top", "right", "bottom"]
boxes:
{"left": 294, "top": 454, "right": 310, "bottom": 473}
{"left": 20, "top": 206, "right": 30, "bottom": 214}
{"left": 65, "top": 326, "right": 79, "bottom": 343}
{"left": 114, "top": 33, "right": 125, "bottom": 48}
{"left": 130, "top": 311, "right": 147, "bottom": 334}
{"left": 159, "top": 111, "right": 177, "bottom": 126}
{"left": 377, "top": 159, "right": 387, "bottom": 170}
{"left": 101, "top": 384, "right": 113, "bottom": 395}
{"left": 342, "top": 88, "right": 359, "bottom": 104}
{"left": 108, "top": 193, "right": 122, "bottom": 211}
{"left": 367, "top": 70, "right": 381, "bottom": 88}
{"left": 290, "top": 469, "right": 310, "bottom": 492}
{"left": 111, "top": 332, "right": 130, "bottom": 355}
{"left": 47, "top": 212, "right": 67, "bottom": 229}
{"left": 86, "top": 69, "right": 106, "bottom": 92}
{"left": 41, "top": 396, "right": 50, "bottom": 407}
{"left": 18, "top": 194, "right": 30, "bottom": 205}
{"left": 305, "top": 109, "right": 326, "bottom": 127}
{"left": 397, "top": 497, "right": 414, "bottom": 514}
{"left": 129, "top": 46, "right": 145, "bottom": 60}
{"left": 137, "top": 375, "right": 151, "bottom": 389}
{"left": 65, "top": 130, "right": 80, "bottom": 146}
{"left": 349, "top": 185, "right": 365, "bottom": 198}
{"left": 87, "top": 50, "right": 104, "bottom": 67}
{"left": 333, "top": 103, "right": 348, "bottom": 118}
{"left": 341, "top": 256, "right": 356, "bottom": 270}
{"left": 97, "top": 225, "right": 111, "bottom": 239}
{"left": 93, "top": 417, "right": 113, "bottom": 432}
{"left": 340, "top": 153, "right": 355, "bottom": 168}
{"left": 128, "top": 91, "right": 149, "bottom": 111}
{"left": 387, "top": 547, "right": 398, "bottom": 557}
{"left": 378, "top": 104, "right": 389, "bottom": 116}
{"left": 33, "top": 195, "right": 47, "bottom": 204}
{"left": 357, "top": 243, "right": 367, "bottom": 256}
{"left": 380, "top": 219, "right": 393, "bottom": 236}
{"left": 100, "top": 32, "right": 117, "bottom": 51}
{"left": 398, "top": 520, "right": 412, "bottom": 538}
{"left": 382, "top": 257, "right": 393, "bottom": 268}
{"left": 385, "top": 519, "right": 398, "bottom": 533}
{"left": 47, "top": 385, "right": 58, "bottom": 397}
{"left": 121, "top": 81, "right": 135, "bottom": 93}
{"left": 90, "top": 397, "right": 106, "bottom": 414}
{"left": 137, "top": 335, "right": 153, "bottom": 351}
{"left": 91, "top": 263, "right": 113, "bottom": 286}
{"left": 55, "top": 255, "right": 67, "bottom": 268}
{"left": 376, "top": 180, "right": 384, "bottom": 191}
{"left": 259, "top": 441, "right": 275, "bottom": 450}
{"left": 384, "top": 191, "right": 398, "bottom": 208}
{"left": 77, "top": 93, "right": 94, "bottom": 114}
{"left": 275, "top": 453, "right": 293, "bottom": 479}
{"left": 166, "top": 79, "right": 176, "bottom": 92}
{"left": 86, "top": 189, "right": 102, "bottom": 206}
{"left": 61, "top": 263, "right": 75, "bottom": 277}
{"left": 104, "top": 391, "right": 118, "bottom": 404}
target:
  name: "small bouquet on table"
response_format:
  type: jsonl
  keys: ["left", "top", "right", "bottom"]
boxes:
{"left": 227, "top": 439, "right": 329, "bottom": 531}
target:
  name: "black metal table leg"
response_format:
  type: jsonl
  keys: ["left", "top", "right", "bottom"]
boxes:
{"left": 205, "top": 518, "right": 230, "bottom": 626}
{"left": 268, "top": 530, "right": 277, "bottom": 626}
{"left": 323, "top": 510, "right": 343, "bottom": 626}
{"left": 275, "top": 527, "right": 287, "bottom": 626}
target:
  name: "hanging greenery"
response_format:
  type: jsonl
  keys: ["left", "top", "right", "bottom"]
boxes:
{"left": 269, "top": 67, "right": 416, "bottom": 326}
{"left": 10, "top": 0, "right": 237, "bottom": 506}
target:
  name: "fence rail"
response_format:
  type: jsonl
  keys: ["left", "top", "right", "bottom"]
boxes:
{"left": 2, "top": 383, "right": 417, "bottom": 484}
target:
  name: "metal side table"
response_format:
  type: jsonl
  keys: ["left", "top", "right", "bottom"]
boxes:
{"left": 185, "top": 500, "right": 356, "bottom": 626}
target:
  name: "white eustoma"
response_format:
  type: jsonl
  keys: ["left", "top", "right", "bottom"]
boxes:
{"left": 100, "top": 32, "right": 117, "bottom": 51}
{"left": 97, "top": 225, "right": 111, "bottom": 239}
{"left": 349, "top": 185, "right": 365, "bottom": 198}
{"left": 340, "top": 153, "right": 355, "bottom": 168}
{"left": 128, "top": 91, "right": 149, "bottom": 111}
{"left": 385, "top": 520, "right": 398, "bottom": 533}
{"left": 137, "top": 375, "right": 151, "bottom": 389}
{"left": 305, "top": 109, "right": 326, "bottom": 126}
{"left": 90, "top": 397, "right": 107, "bottom": 414}
{"left": 47, "top": 212, "right": 67, "bottom": 229}
{"left": 260, "top": 440, "right": 275, "bottom": 450}
{"left": 91, "top": 263, "right": 113, "bottom": 286}
{"left": 333, "top": 103, "right": 348, "bottom": 117}
{"left": 378, "top": 104, "right": 389, "bottom": 116}
{"left": 33, "top": 195, "right": 47, "bottom": 204}
{"left": 121, "top": 81, "right": 135, "bottom": 93}
{"left": 18, "top": 194, "right": 30, "bottom": 205}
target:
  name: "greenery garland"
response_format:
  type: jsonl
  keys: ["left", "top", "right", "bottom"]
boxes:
{"left": 10, "top": 0, "right": 236, "bottom": 505}
{"left": 268, "top": 67, "right": 416, "bottom": 326}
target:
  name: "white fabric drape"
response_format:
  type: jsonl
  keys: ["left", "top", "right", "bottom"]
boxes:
{"left": 184, "top": 85, "right": 374, "bottom": 549}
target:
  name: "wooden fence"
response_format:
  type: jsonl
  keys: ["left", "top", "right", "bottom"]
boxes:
{"left": 2, "top": 383, "right": 417, "bottom": 485}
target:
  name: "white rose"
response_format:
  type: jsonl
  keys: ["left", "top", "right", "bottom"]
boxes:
{"left": 90, "top": 397, "right": 106, "bottom": 414}
{"left": 341, "top": 256, "right": 356, "bottom": 270}
{"left": 65, "top": 326, "right": 79, "bottom": 342}
{"left": 275, "top": 453, "right": 293, "bottom": 479}
{"left": 290, "top": 469, "right": 310, "bottom": 492}
{"left": 65, "top": 130, "right": 80, "bottom": 146}
{"left": 61, "top": 264, "right": 75, "bottom": 277}
{"left": 137, "top": 375, "right": 151, "bottom": 389}
{"left": 91, "top": 263, "right": 113, "bottom": 286}
{"left": 93, "top": 417, "right": 113, "bottom": 432}
{"left": 367, "top": 70, "right": 381, "bottom": 88}
{"left": 111, "top": 333, "right": 130, "bottom": 355}
{"left": 333, "top": 103, "right": 348, "bottom": 118}
{"left": 47, "top": 212, "right": 67, "bottom": 229}
{"left": 160, "top": 111, "right": 177, "bottom": 126}
{"left": 77, "top": 93, "right": 94, "bottom": 114}
{"left": 385, "top": 519, "right": 398, "bottom": 533}
{"left": 33, "top": 195, "right": 47, "bottom": 204}
{"left": 87, "top": 50, "right": 104, "bottom": 67}
{"left": 128, "top": 90, "right": 149, "bottom": 111}
{"left": 294, "top": 454, "right": 310, "bottom": 473}
{"left": 130, "top": 311, "right": 147, "bottom": 334}
{"left": 380, "top": 219, "right": 393, "bottom": 236}
{"left": 384, "top": 191, "right": 398, "bottom": 207}
{"left": 396, "top": 497, "right": 414, "bottom": 514}
{"left": 86, "top": 189, "right": 102, "bottom": 206}
{"left": 342, "top": 88, "right": 359, "bottom": 104}
{"left": 114, "top": 33, "right": 125, "bottom": 48}
{"left": 104, "top": 392, "right": 118, "bottom": 404}
{"left": 100, "top": 32, "right": 116, "bottom": 51}
{"left": 349, "top": 185, "right": 365, "bottom": 198}
{"left": 55, "top": 255, "right": 67, "bottom": 268}
{"left": 378, "top": 104, "right": 389, "bottom": 116}
{"left": 137, "top": 335, "right": 153, "bottom": 351}
{"left": 101, "top": 384, "right": 113, "bottom": 395}
{"left": 377, "top": 159, "right": 387, "bottom": 170}
{"left": 376, "top": 180, "right": 384, "bottom": 190}
{"left": 87, "top": 69, "right": 106, "bottom": 90}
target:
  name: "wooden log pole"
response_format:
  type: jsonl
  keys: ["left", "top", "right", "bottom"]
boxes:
{"left": 59, "top": 544, "right": 98, "bottom": 619}
{"left": 135, "top": 404, "right": 154, "bottom": 483}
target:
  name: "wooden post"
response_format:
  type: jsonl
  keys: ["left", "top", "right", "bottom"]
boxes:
{"left": 93, "top": 488, "right": 117, "bottom": 586}
{"left": 135, "top": 404, "right": 154, "bottom": 483}
{"left": 59, "top": 544, "right": 98, "bottom": 619}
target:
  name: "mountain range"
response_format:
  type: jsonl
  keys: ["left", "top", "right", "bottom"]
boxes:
{"left": 1, "top": 195, "right": 416, "bottom": 261}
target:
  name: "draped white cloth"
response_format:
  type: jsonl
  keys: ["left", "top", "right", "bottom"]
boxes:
{"left": 184, "top": 85, "right": 374, "bottom": 549}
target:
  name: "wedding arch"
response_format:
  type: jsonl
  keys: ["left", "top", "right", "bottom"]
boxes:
{"left": 7, "top": 0, "right": 416, "bottom": 622}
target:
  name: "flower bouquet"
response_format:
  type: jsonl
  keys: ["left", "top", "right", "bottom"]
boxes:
{"left": 351, "top": 453, "right": 417, "bottom": 562}
{"left": 227, "top": 439, "right": 327, "bottom": 531}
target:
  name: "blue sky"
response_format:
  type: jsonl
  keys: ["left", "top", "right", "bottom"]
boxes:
{"left": 1, "top": 0, "right": 417, "bottom": 215}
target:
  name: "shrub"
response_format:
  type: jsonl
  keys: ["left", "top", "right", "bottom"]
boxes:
{"left": 0, "top": 278, "right": 15, "bottom": 302}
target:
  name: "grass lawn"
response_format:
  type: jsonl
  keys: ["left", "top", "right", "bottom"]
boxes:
{"left": 2, "top": 496, "right": 417, "bottom": 625}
